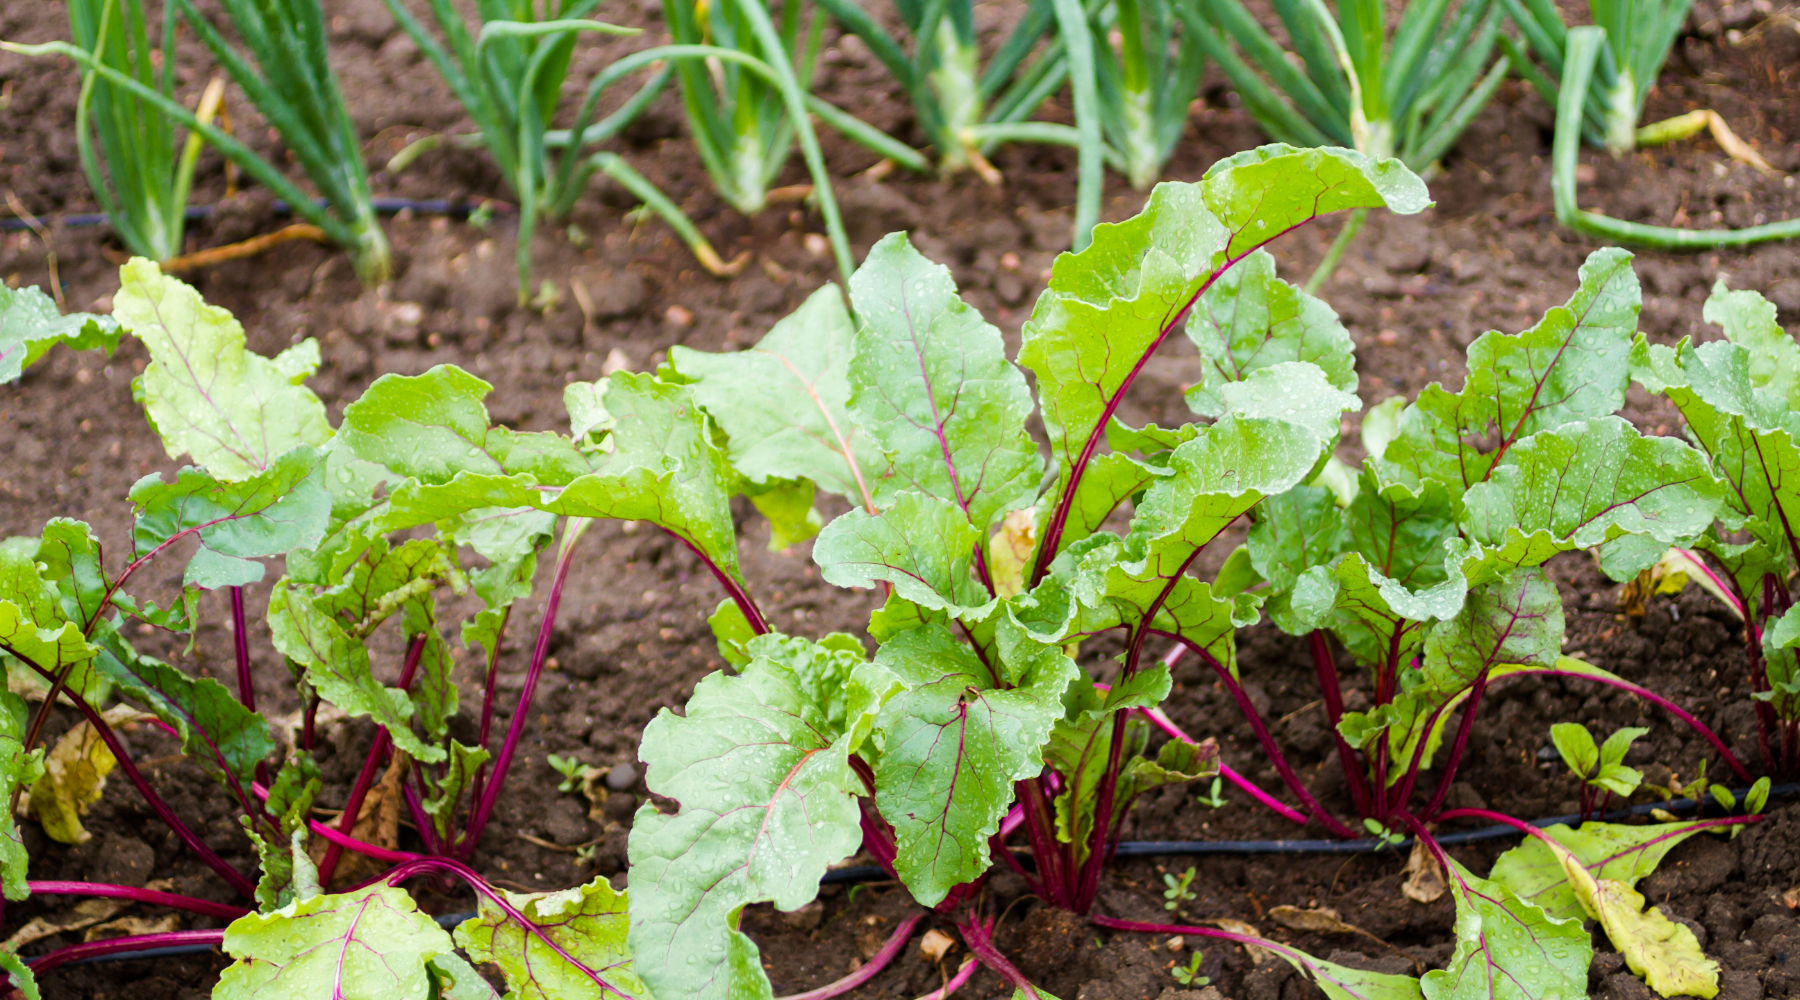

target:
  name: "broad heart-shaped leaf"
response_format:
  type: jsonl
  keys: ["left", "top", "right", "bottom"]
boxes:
{"left": 0, "top": 536, "right": 105, "bottom": 691}
{"left": 90, "top": 631, "right": 273, "bottom": 801}
{"left": 1020, "top": 148, "right": 1425, "bottom": 577}
{"left": 338, "top": 365, "right": 588, "bottom": 487}
{"left": 0, "top": 691, "right": 44, "bottom": 899}
{"left": 1184, "top": 250, "right": 1358, "bottom": 419}
{"left": 1460, "top": 417, "right": 1727, "bottom": 581}
{"left": 1420, "top": 566, "right": 1564, "bottom": 689}
{"left": 870, "top": 624, "right": 1076, "bottom": 906}
{"left": 0, "top": 282, "right": 121, "bottom": 384}
{"left": 1489, "top": 821, "right": 1714, "bottom": 924}
{"left": 847, "top": 232, "right": 1040, "bottom": 533}
{"left": 284, "top": 437, "right": 401, "bottom": 587}
{"left": 128, "top": 445, "right": 330, "bottom": 590}
{"left": 245, "top": 754, "right": 321, "bottom": 911}
{"left": 266, "top": 578, "right": 443, "bottom": 764}
{"left": 1379, "top": 247, "right": 1639, "bottom": 493}
{"left": 214, "top": 882, "right": 456, "bottom": 999}
{"left": 672, "top": 284, "right": 887, "bottom": 509}
{"left": 1342, "top": 471, "right": 1460, "bottom": 595}
{"left": 1703, "top": 279, "right": 1800, "bottom": 409}
{"left": 1536, "top": 833, "right": 1719, "bottom": 998}
{"left": 1422, "top": 856, "right": 1590, "bottom": 1000}
{"left": 1248, "top": 484, "right": 1343, "bottom": 633}
{"left": 114, "top": 258, "right": 331, "bottom": 481}
{"left": 456, "top": 875, "right": 649, "bottom": 1000}
{"left": 813, "top": 491, "right": 988, "bottom": 612}
{"left": 539, "top": 373, "right": 747, "bottom": 587}
{"left": 628, "top": 638, "right": 886, "bottom": 1000}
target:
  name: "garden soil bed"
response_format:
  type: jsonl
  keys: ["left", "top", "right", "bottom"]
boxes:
{"left": 2, "top": 0, "right": 1800, "bottom": 996}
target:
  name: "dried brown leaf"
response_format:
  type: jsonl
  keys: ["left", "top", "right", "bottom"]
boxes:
{"left": 1403, "top": 837, "right": 1447, "bottom": 903}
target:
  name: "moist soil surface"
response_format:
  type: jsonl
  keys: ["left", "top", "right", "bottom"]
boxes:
{"left": 3, "top": 0, "right": 1800, "bottom": 996}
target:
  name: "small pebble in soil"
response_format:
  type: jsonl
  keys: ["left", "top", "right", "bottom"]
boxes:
{"left": 606, "top": 762, "right": 639, "bottom": 791}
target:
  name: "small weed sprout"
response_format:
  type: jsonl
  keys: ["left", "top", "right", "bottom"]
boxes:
{"left": 1171, "top": 949, "right": 1208, "bottom": 986}
{"left": 546, "top": 753, "right": 598, "bottom": 795}
{"left": 1162, "top": 867, "right": 1198, "bottom": 912}
{"left": 1362, "top": 819, "right": 1406, "bottom": 849}
{"left": 1195, "top": 777, "right": 1227, "bottom": 809}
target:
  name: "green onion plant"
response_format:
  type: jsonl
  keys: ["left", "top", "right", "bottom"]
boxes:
{"left": 172, "top": 0, "right": 390, "bottom": 283}
{"left": 1551, "top": 26, "right": 1800, "bottom": 248}
{"left": 65, "top": 0, "right": 217, "bottom": 263}
{"left": 1079, "top": 0, "right": 1207, "bottom": 190}
{"left": 1500, "top": 0, "right": 1689, "bottom": 154}
{"left": 1187, "top": 0, "right": 1508, "bottom": 287}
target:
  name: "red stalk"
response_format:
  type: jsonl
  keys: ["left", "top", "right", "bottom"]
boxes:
{"left": 1166, "top": 631, "right": 1357, "bottom": 837}
{"left": 1416, "top": 669, "right": 1491, "bottom": 821}
{"left": 26, "top": 881, "right": 249, "bottom": 920}
{"left": 12, "top": 929, "right": 226, "bottom": 979}
{"left": 956, "top": 911, "right": 1043, "bottom": 1000}
{"left": 1309, "top": 631, "right": 1373, "bottom": 818}
{"left": 919, "top": 957, "right": 980, "bottom": 1000}
{"left": 319, "top": 633, "right": 428, "bottom": 884}
{"left": 468, "top": 603, "right": 511, "bottom": 808}
{"left": 774, "top": 912, "right": 923, "bottom": 1000}
{"left": 1015, "top": 776, "right": 1069, "bottom": 908}
{"left": 230, "top": 585, "right": 254, "bottom": 711}
{"left": 463, "top": 534, "right": 580, "bottom": 859}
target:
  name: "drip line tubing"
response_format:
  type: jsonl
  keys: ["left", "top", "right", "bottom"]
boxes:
{"left": 48, "top": 783, "right": 1797, "bottom": 969}
{"left": 1, "top": 197, "right": 511, "bottom": 232}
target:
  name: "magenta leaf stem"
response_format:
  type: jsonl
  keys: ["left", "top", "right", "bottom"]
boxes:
{"left": 469, "top": 603, "right": 511, "bottom": 808}
{"left": 14, "top": 929, "right": 226, "bottom": 978}
{"left": 919, "top": 957, "right": 979, "bottom": 1000}
{"left": 26, "top": 881, "right": 250, "bottom": 920}
{"left": 1309, "top": 631, "right": 1373, "bottom": 818}
{"left": 774, "top": 912, "right": 924, "bottom": 1000}
{"left": 383, "top": 855, "right": 633, "bottom": 999}
{"left": 1163, "top": 630, "right": 1358, "bottom": 838}
{"left": 462, "top": 530, "right": 580, "bottom": 859}
{"left": 668, "top": 529, "right": 769, "bottom": 635}
{"left": 956, "top": 911, "right": 1043, "bottom": 1000}
{"left": 1415, "top": 669, "right": 1492, "bottom": 822}
{"left": 230, "top": 585, "right": 255, "bottom": 712}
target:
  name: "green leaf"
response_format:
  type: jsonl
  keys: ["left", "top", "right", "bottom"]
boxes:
{"left": 745, "top": 478, "right": 824, "bottom": 550}
{"left": 1184, "top": 249, "right": 1358, "bottom": 420}
{"left": 456, "top": 875, "right": 649, "bottom": 1000}
{"left": 0, "top": 282, "right": 121, "bottom": 384}
{"left": 1261, "top": 937, "right": 1425, "bottom": 1000}
{"left": 0, "top": 944, "right": 38, "bottom": 1000}
{"left": 267, "top": 578, "right": 443, "bottom": 763}
{"left": 1248, "top": 485, "right": 1344, "bottom": 633}
{"left": 430, "top": 954, "right": 502, "bottom": 1000}
{"left": 871, "top": 624, "right": 1074, "bottom": 906}
{"left": 422, "top": 740, "right": 488, "bottom": 841}
{"left": 542, "top": 374, "right": 745, "bottom": 587}
{"left": 0, "top": 691, "right": 44, "bottom": 899}
{"left": 1421, "top": 856, "right": 1590, "bottom": 1000}
{"left": 672, "top": 284, "right": 886, "bottom": 508}
{"left": 1460, "top": 417, "right": 1726, "bottom": 577}
{"left": 1703, "top": 279, "right": 1800, "bottom": 409}
{"left": 245, "top": 754, "right": 322, "bottom": 911}
{"left": 847, "top": 232, "right": 1041, "bottom": 532}
{"left": 1045, "top": 671, "right": 1172, "bottom": 853}
{"left": 814, "top": 491, "right": 988, "bottom": 612}
{"left": 128, "top": 446, "right": 330, "bottom": 590}
{"left": 91, "top": 631, "right": 273, "bottom": 800}
{"left": 1380, "top": 247, "right": 1639, "bottom": 492}
{"left": 1420, "top": 566, "right": 1564, "bottom": 689}
{"left": 1202, "top": 145, "right": 1432, "bottom": 259}
{"left": 0, "top": 538, "right": 103, "bottom": 687}
{"left": 1598, "top": 726, "right": 1648, "bottom": 768}
{"left": 215, "top": 883, "right": 457, "bottom": 999}
{"left": 339, "top": 365, "right": 588, "bottom": 487}
{"left": 628, "top": 641, "right": 880, "bottom": 1000}
{"left": 707, "top": 599, "right": 756, "bottom": 668}
{"left": 115, "top": 259, "right": 332, "bottom": 481}
{"left": 1206, "top": 361, "right": 1361, "bottom": 444}
{"left": 1549, "top": 723, "right": 1598, "bottom": 779}
{"left": 1489, "top": 821, "right": 1713, "bottom": 923}
{"left": 1304, "top": 548, "right": 1467, "bottom": 673}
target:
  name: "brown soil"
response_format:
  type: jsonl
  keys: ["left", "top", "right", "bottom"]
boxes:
{"left": 2, "top": 0, "right": 1799, "bottom": 996}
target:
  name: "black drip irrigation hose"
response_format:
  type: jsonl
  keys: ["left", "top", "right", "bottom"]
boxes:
{"left": 0, "top": 197, "right": 508, "bottom": 232}
{"left": 45, "top": 788, "right": 1799, "bottom": 967}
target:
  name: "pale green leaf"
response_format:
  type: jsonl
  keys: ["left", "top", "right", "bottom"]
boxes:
{"left": 746, "top": 478, "right": 823, "bottom": 550}
{"left": 1489, "top": 821, "right": 1713, "bottom": 922}
{"left": 422, "top": 741, "right": 488, "bottom": 840}
{"left": 673, "top": 284, "right": 885, "bottom": 508}
{"left": 1703, "top": 279, "right": 1800, "bottom": 409}
{"left": 456, "top": 875, "right": 649, "bottom": 1000}
{"left": 1184, "top": 250, "right": 1358, "bottom": 419}
{"left": 115, "top": 259, "right": 331, "bottom": 481}
{"left": 628, "top": 644, "right": 873, "bottom": 1000}
{"left": 1420, "top": 566, "right": 1564, "bottom": 689}
{"left": 245, "top": 754, "right": 322, "bottom": 911}
{"left": 215, "top": 883, "right": 456, "bottom": 999}
{"left": 0, "top": 691, "right": 43, "bottom": 899}
{"left": 1549, "top": 723, "right": 1598, "bottom": 779}
{"left": 847, "top": 233, "right": 1040, "bottom": 532}
{"left": 0, "top": 282, "right": 121, "bottom": 384}
{"left": 871, "top": 624, "right": 1075, "bottom": 905}
{"left": 814, "top": 491, "right": 987, "bottom": 611}
{"left": 1421, "top": 857, "right": 1590, "bottom": 1000}
{"left": 128, "top": 446, "right": 330, "bottom": 589}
